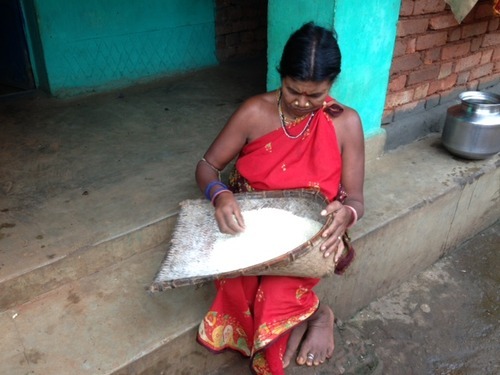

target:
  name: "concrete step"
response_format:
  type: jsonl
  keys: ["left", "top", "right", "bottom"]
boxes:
{"left": 1, "top": 134, "right": 498, "bottom": 375}
{"left": 1, "top": 243, "right": 242, "bottom": 375}
{"left": 0, "top": 166, "right": 197, "bottom": 311}
{"left": 0, "top": 58, "right": 265, "bottom": 312}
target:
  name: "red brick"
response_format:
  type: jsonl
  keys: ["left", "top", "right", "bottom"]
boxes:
{"left": 428, "top": 73, "right": 458, "bottom": 95}
{"left": 482, "top": 32, "right": 500, "bottom": 48}
{"left": 393, "top": 39, "right": 407, "bottom": 57}
{"left": 396, "top": 101, "right": 421, "bottom": 112}
{"left": 416, "top": 31, "right": 448, "bottom": 50}
{"left": 413, "top": 0, "right": 446, "bottom": 15}
{"left": 441, "top": 41, "right": 471, "bottom": 60}
{"left": 457, "top": 71, "right": 471, "bottom": 85}
{"left": 470, "top": 36, "right": 483, "bottom": 52}
{"left": 406, "top": 38, "right": 417, "bottom": 53}
{"left": 429, "top": 14, "right": 458, "bottom": 30}
{"left": 454, "top": 52, "right": 482, "bottom": 72}
{"left": 462, "top": 21, "right": 488, "bottom": 38}
{"left": 494, "top": 62, "right": 500, "bottom": 73}
{"left": 489, "top": 18, "right": 500, "bottom": 32}
{"left": 389, "top": 75, "right": 407, "bottom": 92}
{"left": 398, "top": 18, "right": 429, "bottom": 37}
{"left": 439, "top": 62, "right": 453, "bottom": 79}
{"left": 480, "top": 49, "right": 493, "bottom": 64}
{"left": 414, "top": 83, "right": 430, "bottom": 100}
{"left": 448, "top": 28, "right": 461, "bottom": 42}
{"left": 493, "top": 46, "right": 500, "bottom": 61}
{"left": 394, "top": 38, "right": 417, "bottom": 57}
{"left": 407, "top": 65, "right": 441, "bottom": 85}
{"left": 391, "top": 53, "right": 423, "bottom": 74}
{"left": 400, "top": 0, "right": 414, "bottom": 17}
{"left": 385, "top": 89, "right": 415, "bottom": 107}
{"left": 424, "top": 47, "right": 441, "bottom": 64}
{"left": 469, "top": 63, "right": 494, "bottom": 80}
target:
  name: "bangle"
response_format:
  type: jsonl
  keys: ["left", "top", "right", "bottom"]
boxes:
{"left": 211, "top": 188, "right": 231, "bottom": 206}
{"left": 200, "top": 158, "right": 222, "bottom": 180}
{"left": 344, "top": 205, "right": 358, "bottom": 228}
{"left": 204, "top": 181, "right": 228, "bottom": 200}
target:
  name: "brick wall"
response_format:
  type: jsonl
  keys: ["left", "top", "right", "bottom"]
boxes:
{"left": 215, "top": 0, "right": 267, "bottom": 62}
{"left": 384, "top": 0, "right": 500, "bottom": 124}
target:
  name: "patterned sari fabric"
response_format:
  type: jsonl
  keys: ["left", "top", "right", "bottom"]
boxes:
{"left": 197, "top": 99, "right": 343, "bottom": 374}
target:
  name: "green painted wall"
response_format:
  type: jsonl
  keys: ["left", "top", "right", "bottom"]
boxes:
{"left": 268, "top": 0, "right": 401, "bottom": 138}
{"left": 25, "top": 0, "right": 217, "bottom": 96}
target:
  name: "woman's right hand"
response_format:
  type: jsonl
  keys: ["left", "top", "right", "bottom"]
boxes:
{"left": 213, "top": 192, "right": 245, "bottom": 235}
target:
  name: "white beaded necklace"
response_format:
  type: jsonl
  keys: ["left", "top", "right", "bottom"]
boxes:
{"left": 278, "top": 91, "right": 316, "bottom": 139}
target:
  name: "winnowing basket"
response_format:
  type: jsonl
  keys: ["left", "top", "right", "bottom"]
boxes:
{"left": 150, "top": 189, "right": 342, "bottom": 291}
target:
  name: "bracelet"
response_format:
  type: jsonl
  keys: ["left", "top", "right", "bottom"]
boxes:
{"left": 204, "top": 181, "right": 228, "bottom": 200}
{"left": 211, "top": 188, "right": 231, "bottom": 206}
{"left": 200, "top": 158, "right": 222, "bottom": 180}
{"left": 344, "top": 205, "right": 358, "bottom": 228}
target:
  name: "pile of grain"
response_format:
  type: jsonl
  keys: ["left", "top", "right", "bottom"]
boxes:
{"left": 188, "top": 207, "right": 322, "bottom": 276}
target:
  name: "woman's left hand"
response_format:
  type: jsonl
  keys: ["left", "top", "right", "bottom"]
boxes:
{"left": 319, "top": 201, "right": 353, "bottom": 261}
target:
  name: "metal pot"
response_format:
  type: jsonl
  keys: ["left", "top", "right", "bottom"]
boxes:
{"left": 441, "top": 91, "right": 500, "bottom": 159}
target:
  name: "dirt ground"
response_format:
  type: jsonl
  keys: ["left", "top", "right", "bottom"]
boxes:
{"left": 215, "top": 220, "right": 499, "bottom": 375}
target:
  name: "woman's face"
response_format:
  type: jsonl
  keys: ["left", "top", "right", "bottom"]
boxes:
{"left": 281, "top": 77, "right": 333, "bottom": 117}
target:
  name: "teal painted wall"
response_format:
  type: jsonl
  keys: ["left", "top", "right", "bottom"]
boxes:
{"left": 333, "top": 0, "right": 400, "bottom": 138}
{"left": 268, "top": 0, "right": 401, "bottom": 138}
{"left": 26, "top": 0, "right": 217, "bottom": 96}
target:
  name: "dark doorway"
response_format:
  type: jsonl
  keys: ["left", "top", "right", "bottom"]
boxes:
{"left": 215, "top": 0, "right": 268, "bottom": 63}
{"left": 0, "top": 0, "right": 35, "bottom": 97}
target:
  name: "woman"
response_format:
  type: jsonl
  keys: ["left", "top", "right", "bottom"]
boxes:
{"left": 195, "top": 22, "right": 364, "bottom": 374}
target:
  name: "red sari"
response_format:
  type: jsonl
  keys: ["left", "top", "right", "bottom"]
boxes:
{"left": 197, "top": 99, "right": 342, "bottom": 374}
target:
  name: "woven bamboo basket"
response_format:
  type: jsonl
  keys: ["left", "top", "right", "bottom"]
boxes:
{"left": 150, "top": 189, "right": 344, "bottom": 291}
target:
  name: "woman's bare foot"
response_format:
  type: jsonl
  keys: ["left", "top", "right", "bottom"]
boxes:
{"left": 282, "top": 321, "right": 307, "bottom": 368}
{"left": 295, "top": 304, "right": 335, "bottom": 366}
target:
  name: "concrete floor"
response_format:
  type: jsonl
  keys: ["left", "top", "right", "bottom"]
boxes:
{"left": 215, "top": 220, "right": 499, "bottom": 375}
{"left": 0, "top": 59, "right": 498, "bottom": 375}
{"left": 0, "top": 58, "right": 267, "bottom": 307}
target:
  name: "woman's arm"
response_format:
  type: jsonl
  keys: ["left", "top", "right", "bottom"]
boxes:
{"left": 320, "top": 106, "right": 365, "bottom": 260}
{"left": 195, "top": 96, "right": 266, "bottom": 234}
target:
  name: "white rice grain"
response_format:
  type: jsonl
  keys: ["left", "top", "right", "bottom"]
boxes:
{"left": 207, "top": 207, "right": 322, "bottom": 273}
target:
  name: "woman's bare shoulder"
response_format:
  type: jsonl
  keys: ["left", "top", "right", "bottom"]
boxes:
{"left": 228, "top": 91, "right": 278, "bottom": 128}
{"left": 238, "top": 91, "right": 277, "bottom": 115}
{"left": 328, "top": 101, "right": 362, "bottom": 131}
{"left": 327, "top": 100, "right": 359, "bottom": 121}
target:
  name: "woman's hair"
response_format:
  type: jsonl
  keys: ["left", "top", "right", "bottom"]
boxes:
{"left": 277, "top": 22, "right": 341, "bottom": 83}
